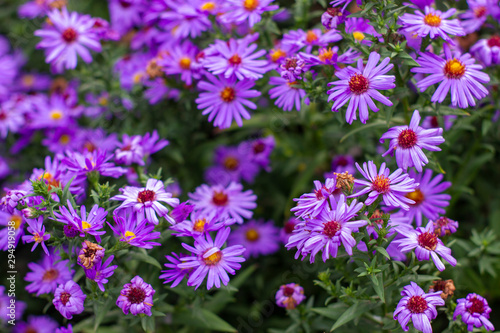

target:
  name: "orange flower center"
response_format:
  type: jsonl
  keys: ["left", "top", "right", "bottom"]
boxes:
{"left": 193, "top": 219, "right": 206, "bottom": 232}
{"left": 270, "top": 48, "right": 286, "bottom": 62}
{"left": 305, "top": 30, "right": 318, "bottom": 44}
{"left": 444, "top": 59, "right": 466, "bottom": 79}
{"left": 243, "top": 0, "right": 259, "bottom": 11}
{"left": 424, "top": 13, "right": 441, "bottom": 27}
{"left": 371, "top": 175, "right": 391, "bottom": 193}
{"left": 179, "top": 57, "right": 191, "bottom": 70}
{"left": 229, "top": 54, "right": 242, "bottom": 65}
{"left": 245, "top": 228, "right": 260, "bottom": 241}
{"left": 223, "top": 156, "right": 239, "bottom": 170}
{"left": 405, "top": 189, "right": 425, "bottom": 205}
{"left": 318, "top": 47, "right": 334, "bottom": 62}
{"left": 203, "top": 249, "right": 222, "bottom": 265}
{"left": 220, "top": 87, "right": 236, "bottom": 102}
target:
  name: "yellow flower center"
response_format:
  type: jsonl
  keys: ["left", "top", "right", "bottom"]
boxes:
{"left": 82, "top": 221, "right": 91, "bottom": 230}
{"left": 405, "top": 189, "right": 425, "bottom": 205}
{"left": 245, "top": 228, "right": 260, "bottom": 242}
{"left": 59, "top": 134, "right": 70, "bottom": 144}
{"left": 124, "top": 230, "right": 136, "bottom": 240}
{"left": 444, "top": 58, "right": 466, "bottom": 79}
{"left": 22, "top": 74, "right": 35, "bottom": 87}
{"left": 98, "top": 96, "right": 108, "bottom": 106}
{"left": 201, "top": 1, "right": 216, "bottom": 11}
{"left": 33, "top": 233, "right": 43, "bottom": 243}
{"left": 220, "top": 87, "right": 236, "bottom": 102}
{"left": 424, "top": 13, "right": 441, "bottom": 27}
{"left": 10, "top": 215, "right": 22, "bottom": 230}
{"left": 50, "top": 110, "right": 63, "bottom": 120}
{"left": 270, "top": 48, "right": 286, "bottom": 63}
{"left": 133, "top": 72, "right": 144, "bottom": 84}
{"left": 353, "top": 31, "right": 365, "bottom": 42}
{"left": 318, "top": 47, "right": 334, "bottom": 62}
{"left": 243, "top": 0, "right": 259, "bottom": 11}
{"left": 305, "top": 30, "right": 318, "bottom": 43}
{"left": 179, "top": 57, "right": 191, "bottom": 70}
{"left": 193, "top": 219, "right": 206, "bottom": 232}
{"left": 203, "top": 249, "right": 222, "bottom": 265}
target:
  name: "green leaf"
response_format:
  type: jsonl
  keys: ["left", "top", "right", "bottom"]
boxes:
{"left": 130, "top": 250, "right": 162, "bottom": 270}
{"left": 397, "top": 52, "right": 420, "bottom": 67}
{"left": 330, "top": 302, "right": 372, "bottom": 331}
{"left": 371, "top": 274, "right": 385, "bottom": 303}
{"left": 375, "top": 247, "right": 390, "bottom": 260}
{"left": 311, "top": 303, "right": 349, "bottom": 320}
{"left": 174, "top": 308, "right": 237, "bottom": 332}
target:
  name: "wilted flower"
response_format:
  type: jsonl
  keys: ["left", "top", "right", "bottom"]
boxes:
{"left": 275, "top": 283, "right": 306, "bottom": 309}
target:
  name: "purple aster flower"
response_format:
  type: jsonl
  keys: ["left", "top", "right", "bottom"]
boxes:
{"left": 280, "top": 217, "right": 299, "bottom": 243}
{"left": 53, "top": 280, "right": 86, "bottom": 319}
{"left": 380, "top": 110, "right": 445, "bottom": 172}
{"left": 459, "top": 0, "right": 498, "bottom": 34}
{"left": 25, "top": 252, "right": 74, "bottom": 296}
{"left": 30, "top": 94, "right": 79, "bottom": 130}
{"left": 267, "top": 42, "right": 299, "bottom": 66}
{"left": 21, "top": 217, "right": 51, "bottom": 255}
{"left": 433, "top": 216, "right": 458, "bottom": 237}
{"left": 327, "top": 52, "right": 395, "bottom": 124}
{"left": 470, "top": 35, "right": 500, "bottom": 67}
{"left": 205, "top": 145, "right": 259, "bottom": 185}
{"left": 421, "top": 115, "right": 455, "bottom": 131}
{"left": 42, "top": 127, "right": 85, "bottom": 154}
{"left": 300, "top": 47, "right": 360, "bottom": 69}
{"left": 345, "top": 17, "right": 382, "bottom": 45}
{"left": 13, "top": 316, "right": 58, "bottom": 333}
{"left": 279, "top": 56, "right": 307, "bottom": 81}
{"left": 330, "top": 154, "right": 356, "bottom": 175}
{"left": 238, "top": 135, "right": 275, "bottom": 171}
{"left": 454, "top": 293, "right": 495, "bottom": 332}
{"left": 77, "top": 240, "right": 105, "bottom": 269}
{"left": 291, "top": 177, "right": 341, "bottom": 218}
{"left": 171, "top": 211, "right": 231, "bottom": 238}
{"left": 18, "top": 0, "right": 51, "bottom": 19}
{"left": 55, "top": 324, "right": 73, "bottom": 333}
{"left": 282, "top": 29, "right": 342, "bottom": 53}
{"left": 276, "top": 283, "right": 306, "bottom": 309}
{"left": 396, "top": 169, "right": 451, "bottom": 226}
{"left": 322, "top": 7, "right": 349, "bottom": 30}
{"left": 15, "top": 72, "right": 51, "bottom": 93}
{"left": 0, "top": 156, "right": 9, "bottom": 179}
{"left": 81, "top": 128, "right": 118, "bottom": 153}
{"left": 220, "top": 0, "right": 279, "bottom": 27}
{"left": 399, "top": 7, "right": 465, "bottom": 42}
{"left": 159, "top": 40, "right": 201, "bottom": 86}
{"left": 84, "top": 255, "right": 117, "bottom": 292}
{"left": 34, "top": 8, "right": 101, "bottom": 72}
{"left": 350, "top": 161, "right": 418, "bottom": 210}
{"left": 393, "top": 282, "right": 445, "bottom": 333}
{"left": 178, "top": 227, "right": 246, "bottom": 289}
{"left": 203, "top": 36, "right": 269, "bottom": 80}
{"left": 296, "top": 195, "right": 366, "bottom": 263}
{"left": 116, "top": 276, "right": 155, "bottom": 316}
{"left": 196, "top": 73, "right": 261, "bottom": 129}
{"left": 268, "top": 76, "right": 309, "bottom": 111}
{"left": 112, "top": 178, "right": 180, "bottom": 225}
{"left": 0, "top": 98, "right": 25, "bottom": 138}
{"left": 62, "top": 149, "right": 127, "bottom": 179}
{"left": 157, "top": 1, "right": 212, "bottom": 39}
{"left": 189, "top": 182, "right": 257, "bottom": 224}
{"left": 0, "top": 189, "right": 27, "bottom": 214}
{"left": 397, "top": 221, "right": 457, "bottom": 271}
{"left": 53, "top": 201, "right": 107, "bottom": 242}
{"left": 159, "top": 252, "right": 192, "bottom": 288}
{"left": 114, "top": 133, "right": 145, "bottom": 165}
{"left": 0, "top": 210, "right": 25, "bottom": 250}
{"left": 412, "top": 44, "right": 490, "bottom": 109}
{"left": 407, "top": 0, "right": 435, "bottom": 10}
{"left": 169, "top": 201, "right": 193, "bottom": 223}
{"left": 108, "top": 209, "right": 161, "bottom": 249}
{"left": 228, "top": 219, "right": 280, "bottom": 258}
{"left": 108, "top": 0, "right": 144, "bottom": 35}
{"left": 144, "top": 77, "right": 181, "bottom": 105}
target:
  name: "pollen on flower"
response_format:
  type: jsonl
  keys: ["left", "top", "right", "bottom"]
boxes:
{"left": 423, "top": 13, "right": 442, "bottom": 27}
{"left": 398, "top": 129, "right": 418, "bottom": 149}
{"left": 223, "top": 156, "right": 239, "bottom": 170}
{"left": 406, "top": 189, "right": 424, "bottom": 205}
{"left": 468, "top": 297, "right": 485, "bottom": 314}
{"left": 193, "top": 218, "right": 206, "bottom": 232}
{"left": 474, "top": 6, "right": 487, "bottom": 18}
{"left": 137, "top": 190, "right": 156, "bottom": 203}
{"left": 98, "top": 96, "right": 108, "bottom": 106}
{"left": 212, "top": 191, "right": 229, "bottom": 206}
{"left": 50, "top": 110, "right": 63, "bottom": 120}
{"left": 353, "top": 31, "right": 365, "bottom": 42}
{"left": 10, "top": 215, "right": 22, "bottom": 229}
{"left": 348, "top": 74, "right": 369, "bottom": 94}
{"left": 371, "top": 175, "right": 391, "bottom": 193}
{"left": 270, "top": 48, "right": 286, "bottom": 62}
{"left": 229, "top": 54, "right": 242, "bottom": 65}
{"left": 407, "top": 295, "right": 429, "bottom": 313}
{"left": 243, "top": 0, "right": 259, "bottom": 11}
{"left": 444, "top": 59, "right": 466, "bottom": 79}
{"left": 33, "top": 233, "right": 43, "bottom": 243}
{"left": 62, "top": 27, "right": 78, "bottom": 43}
{"left": 417, "top": 231, "right": 438, "bottom": 251}
{"left": 124, "top": 230, "right": 137, "bottom": 240}
{"left": 245, "top": 228, "right": 260, "bottom": 241}
{"left": 305, "top": 30, "right": 318, "bottom": 44}
{"left": 126, "top": 287, "right": 146, "bottom": 304}
{"left": 22, "top": 74, "right": 35, "bottom": 87}
{"left": 220, "top": 87, "right": 236, "bottom": 102}
{"left": 59, "top": 134, "right": 71, "bottom": 144}
{"left": 59, "top": 291, "right": 71, "bottom": 305}
{"left": 323, "top": 220, "right": 341, "bottom": 237}
{"left": 203, "top": 249, "right": 222, "bottom": 265}
{"left": 179, "top": 57, "right": 191, "bottom": 70}
{"left": 487, "top": 36, "right": 500, "bottom": 48}
{"left": 318, "top": 47, "right": 334, "bottom": 62}
{"left": 42, "top": 268, "right": 59, "bottom": 282}
{"left": 200, "top": 1, "right": 216, "bottom": 11}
